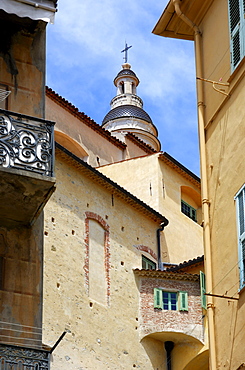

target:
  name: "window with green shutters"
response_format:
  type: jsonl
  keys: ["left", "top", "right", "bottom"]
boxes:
{"left": 154, "top": 289, "right": 188, "bottom": 311}
{"left": 200, "top": 271, "right": 206, "bottom": 309}
{"left": 178, "top": 291, "right": 188, "bottom": 311}
{"left": 235, "top": 185, "right": 245, "bottom": 289}
{"left": 154, "top": 288, "right": 163, "bottom": 309}
{"left": 228, "top": 0, "right": 245, "bottom": 71}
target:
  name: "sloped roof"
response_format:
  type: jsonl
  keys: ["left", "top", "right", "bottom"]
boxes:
{"left": 56, "top": 142, "right": 169, "bottom": 225}
{"left": 46, "top": 87, "right": 126, "bottom": 150}
{"left": 125, "top": 133, "right": 158, "bottom": 154}
{"left": 159, "top": 152, "right": 200, "bottom": 187}
{"left": 165, "top": 255, "right": 204, "bottom": 272}
{"left": 134, "top": 269, "right": 199, "bottom": 281}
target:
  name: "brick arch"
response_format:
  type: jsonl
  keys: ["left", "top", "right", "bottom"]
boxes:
{"left": 135, "top": 245, "right": 157, "bottom": 261}
{"left": 84, "top": 212, "right": 110, "bottom": 305}
{"left": 85, "top": 211, "right": 109, "bottom": 231}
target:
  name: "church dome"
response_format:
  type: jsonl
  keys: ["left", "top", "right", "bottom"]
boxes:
{"left": 102, "top": 105, "right": 153, "bottom": 126}
{"left": 114, "top": 68, "right": 138, "bottom": 81}
{"left": 101, "top": 60, "right": 161, "bottom": 151}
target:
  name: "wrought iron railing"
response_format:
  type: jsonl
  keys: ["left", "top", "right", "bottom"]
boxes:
{"left": 0, "top": 109, "right": 55, "bottom": 177}
{"left": 0, "top": 343, "right": 50, "bottom": 369}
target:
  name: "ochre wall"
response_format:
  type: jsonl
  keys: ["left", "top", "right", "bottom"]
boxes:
{"left": 43, "top": 151, "right": 166, "bottom": 369}
{"left": 46, "top": 96, "right": 125, "bottom": 167}
{"left": 99, "top": 154, "right": 203, "bottom": 264}
{"left": 197, "top": 0, "right": 245, "bottom": 368}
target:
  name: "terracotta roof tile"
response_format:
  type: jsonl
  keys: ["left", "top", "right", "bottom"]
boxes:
{"left": 46, "top": 87, "right": 126, "bottom": 149}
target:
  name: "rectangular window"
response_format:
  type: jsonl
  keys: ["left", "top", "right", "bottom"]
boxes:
{"left": 142, "top": 255, "right": 156, "bottom": 270}
{"left": 235, "top": 185, "right": 245, "bottom": 289}
{"left": 181, "top": 200, "right": 197, "bottom": 222}
{"left": 228, "top": 0, "right": 245, "bottom": 71}
{"left": 154, "top": 288, "right": 188, "bottom": 311}
{"left": 163, "top": 291, "right": 177, "bottom": 310}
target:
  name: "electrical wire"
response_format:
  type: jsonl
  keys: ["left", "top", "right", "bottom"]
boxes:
{"left": 206, "top": 19, "right": 245, "bottom": 81}
{"left": 208, "top": 256, "right": 242, "bottom": 295}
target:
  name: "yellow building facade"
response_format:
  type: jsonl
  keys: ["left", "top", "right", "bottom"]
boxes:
{"left": 154, "top": 0, "right": 245, "bottom": 368}
{"left": 0, "top": 1, "right": 208, "bottom": 369}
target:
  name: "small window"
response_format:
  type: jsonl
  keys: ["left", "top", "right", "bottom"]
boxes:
{"left": 142, "top": 256, "right": 156, "bottom": 270}
{"left": 235, "top": 185, "right": 245, "bottom": 289}
{"left": 181, "top": 200, "right": 197, "bottom": 222}
{"left": 163, "top": 291, "right": 177, "bottom": 310}
{"left": 154, "top": 288, "right": 188, "bottom": 311}
{"left": 200, "top": 271, "right": 206, "bottom": 309}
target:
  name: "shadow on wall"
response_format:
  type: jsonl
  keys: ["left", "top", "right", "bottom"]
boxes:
{"left": 140, "top": 336, "right": 166, "bottom": 370}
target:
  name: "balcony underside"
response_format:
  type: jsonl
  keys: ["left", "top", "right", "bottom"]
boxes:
{"left": 143, "top": 331, "right": 203, "bottom": 345}
{"left": 0, "top": 343, "right": 50, "bottom": 369}
{"left": 142, "top": 332, "right": 208, "bottom": 370}
{"left": 0, "top": 166, "right": 55, "bottom": 227}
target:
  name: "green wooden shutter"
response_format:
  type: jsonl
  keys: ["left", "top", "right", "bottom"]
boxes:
{"left": 228, "top": 0, "right": 244, "bottom": 71}
{"left": 179, "top": 291, "right": 188, "bottom": 311}
{"left": 154, "top": 288, "right": 163, "bottom": 309}
{"left": 236, "top": 187, "right": 245, "bottom": 289}
{"left": 200, "top": 271, "right": 206, "bottom": 309}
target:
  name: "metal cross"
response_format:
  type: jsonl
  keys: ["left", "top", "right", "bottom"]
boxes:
{"left": 121, "top": 43, "right": 132, "bottom": 63}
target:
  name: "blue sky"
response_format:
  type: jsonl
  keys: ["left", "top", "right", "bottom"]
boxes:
{"left": 46, "top": 0, "right": 200, "bottom": 175}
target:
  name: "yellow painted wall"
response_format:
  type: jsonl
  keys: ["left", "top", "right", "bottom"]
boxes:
{"left": 43, "top": 152, "right": 167, "bottom": 369}
{"left": 99, "top": 154, "right": 203, "bottom": 264}
{"left": 197, "top": 0, "right": 245, "bottom": 368}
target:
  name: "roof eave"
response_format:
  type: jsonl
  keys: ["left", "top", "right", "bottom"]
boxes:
{"left": 152, "top": 0, "right": 214, "bottom": 41}
{"left": 152, "top": 1, "right": 194, "bottom": 41}
{"left": 55, "top": 142, "right": 169, "bottom": 225}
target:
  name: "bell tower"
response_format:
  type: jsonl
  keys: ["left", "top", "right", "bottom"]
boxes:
{"left": 102, "top": 54, "right": 161, "bottom": 151}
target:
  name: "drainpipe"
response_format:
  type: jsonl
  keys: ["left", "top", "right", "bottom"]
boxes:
{"left": 171, "top": 1, "right": 217, "bottom": 369}
{"left": 157, "top": 219, "right": 169, "bottom": 269}
{"left": 165, "top": 341, "right": 174, "bottom": 370}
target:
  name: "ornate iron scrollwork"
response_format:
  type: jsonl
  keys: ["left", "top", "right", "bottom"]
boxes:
{"left": 0, "top": 111, "right": 54, "bottom": 177}
{"left": 0, "top": 343, "right": 50, "bottom": 369}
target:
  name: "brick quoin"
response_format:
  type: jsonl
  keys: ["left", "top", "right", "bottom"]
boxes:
{"left": 84, "top": 212, "right": 110, "bottom": 305}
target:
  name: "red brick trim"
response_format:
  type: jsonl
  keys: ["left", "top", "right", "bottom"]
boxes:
{"left": 84, "top": 212, "right": 110, "bottom": 305}
{"left": 135, "top": 245, "right": 157, "bottom": 261}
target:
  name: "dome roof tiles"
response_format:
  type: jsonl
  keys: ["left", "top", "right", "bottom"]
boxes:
{"left": 102, "top": 105, "right": 153, "bottom": 125}
{"left": 114, "top": 68, "right": 138, "bottom": 81}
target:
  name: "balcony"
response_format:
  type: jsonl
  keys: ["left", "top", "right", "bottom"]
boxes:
{"left": 0, "top": 109, "right": 56, "bottom": 227}
{"left": 0, "top": 343, "right": 50, "bottom": 369}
